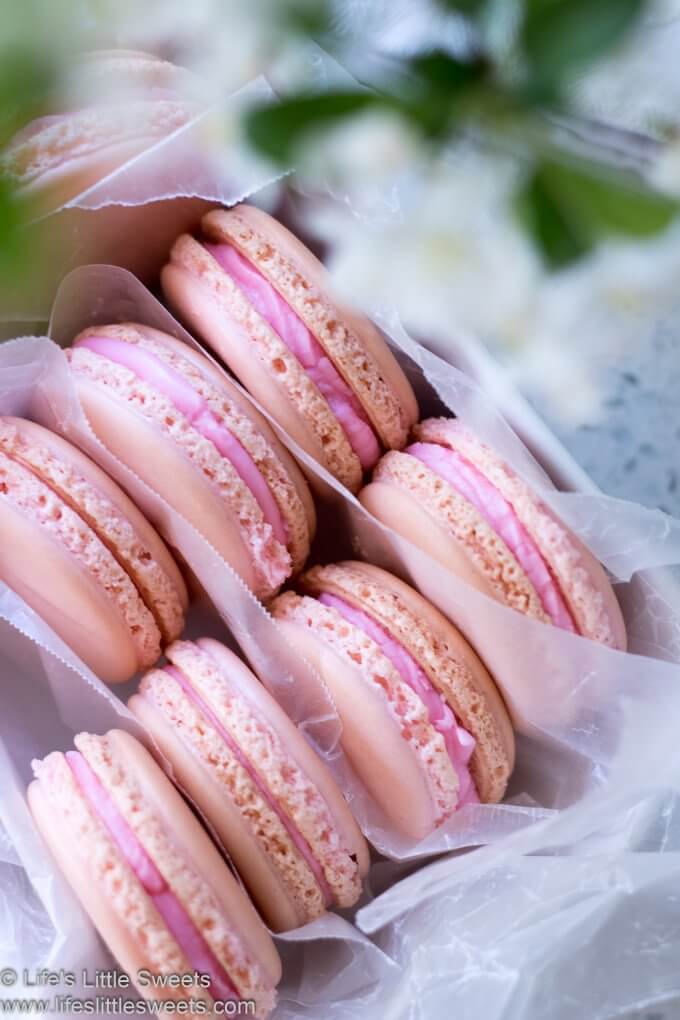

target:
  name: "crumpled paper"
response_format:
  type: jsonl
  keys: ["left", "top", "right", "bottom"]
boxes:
{"left": 1, "top": 68, "right": 680, "bottom": 1020}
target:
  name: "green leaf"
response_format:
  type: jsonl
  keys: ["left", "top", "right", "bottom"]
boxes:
{"left": 516, "top": 158, "right": 678, "bottom": 269}
{"left": 408, "top": 50, "right": 490, "bottom": 92}
{"left": 521, "top": 0, "right": 645, "bottom": 99}
{"left": 0, "top": 178, "right": 34, "bottom": 282}
{"left": 546, "top": 160, "right": 679, "bottom": 236}
{"left": 435, "top": 0, "right": 490, "bottom": 13}
{"left": 0, "top": 47, "right": 56, "bottom": 146}
{"left": 281, "top": 0, "right": 333, "bottom": 37}
{"left": 401, "top": 50, "right": 492, "bottom": 138}
{"left": 516, "top": 167, "right": 592, "bottom": 267}
{"left": 244, "top": 91, "right": 375, "bottom": 164}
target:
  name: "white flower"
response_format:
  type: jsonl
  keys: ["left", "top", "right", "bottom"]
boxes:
{"left": 501, "top": 222, "right": 680, "bottom": 422}
{"left": 296, "top": 109, "right": 423, "bottom": 221}
{"left": 86, "top": 0, "right": 299, "bottom": 94}
{"left": 647, "top": 140, "right": 680, "bottom": 196}
{"left": 573, "top": 0, "right": 680, "bottom": 134}
{"left": 305, "top": 148, "right": 541, "bottom": 340}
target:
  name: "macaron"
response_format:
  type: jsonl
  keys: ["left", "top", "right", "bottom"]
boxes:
{"left": 359, "top": 418, "right": 627, "bottom": 648}
{"left": 29, "top": 730, "right": 280, "bottom": 1017}
{"left": 1, "top": 50, "right": 199, "bottom": 214}
{"left": 129, "top": 637, "right": 369, "bottom": 932}
{"left": 161, "top": 203, "right": 419, "bottom": 492}
{"left": 66, "top": 323, "right": 316, "bottom": 601}
{"left": 271, "top": 562, "right": 514, "bottom": 840}
{"left": 0, "top": 416, "right": 187, "bottom": 683}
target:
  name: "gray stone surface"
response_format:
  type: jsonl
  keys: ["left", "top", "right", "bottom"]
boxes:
{"left": 532, "top": 304, "right": 680, "bottom": 518}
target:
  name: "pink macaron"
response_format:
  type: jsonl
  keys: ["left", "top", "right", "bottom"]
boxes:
{"left": 1, "top": 49, "right": 199, "bottom": 214}
{"left": 29, "top": 729, "right": 281, "bottom": 1017}
{"left": 162, "top": 204, "right": 419, "bottom": 492}
{"left": 129, "top": 637, "right": 369, "bottom": 932}
{"left": 0, "top": 416, "right": 187, "bottom": 683}
{"left": 272, "top": 561, "right": 515, "bottom": 840}
{"left": 66, "top": 323, "right": 316, "bottom": 600}
{"left": 359, "top": 418, "right": 627, "bottom": 648}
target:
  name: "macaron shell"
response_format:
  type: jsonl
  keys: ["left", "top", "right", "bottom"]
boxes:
{"left": 2, "top": 416, "right": 189, "bottom": 628}
{"left": 13, "top": 138, "right": 166, "bottom": 214}
{"left": 156, "top": 332, "right": 317, "bottom": 547}
{"left": 555, "top": 526, "right": 627, "bottom": 649}
{"left": 100, "top": 325, "right": 316, "bottom": 566}
{"left": 273, "top": 612, "right": 438, "bottom": 840}
{"left": 302, "top": 561, "right": 515, "bottom": 802}
{"left": 129, "top": 691, "right": 303, "bottom": 933}
{"left": 69, "top": 322, "right": 312, "bottom": 595}
{"left": 0, "top": 488, "right": 140, "bottom": 682}
{"left": 7, "top": 99, "right": 193, "bottom": 219}
{"left": 104, "top": 730, "right": 282, "bottom": 989}
{"left": 196, "top": 637, "right": 369, "bottom": 875}
{"left": 359, "top": 477, "right": 510, "bottom": 605}
{"left": 412, "top": 419, "right": 627, "bottom": 649}
{"left": 132, "top": 638, "right": 368, "bottom": 929}
{"left": 75, "top": 49, "right": 202, "bottom": 99}
{"left": 222, "top": 204, "right": 419, "bottom": 430}
{"left": 161, "top": 253, "right": 363, "bottom": 491}
{"left": 203, "top": 205, "right": 419, "bottom": 447}
{"left": 71, "top": 369, "right": 261, "bottom": 593}
{"left": 27, "top": 779, "right": 185, "bottom": 1004}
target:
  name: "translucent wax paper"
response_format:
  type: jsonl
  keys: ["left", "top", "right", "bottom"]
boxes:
{"left": 1, "top": 77, "right": 284, "bottom": 326}
{"left": 2, "top": 99, "right": 680, "bottom": 1020}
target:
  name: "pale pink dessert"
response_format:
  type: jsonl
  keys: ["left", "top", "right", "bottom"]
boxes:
{"left": 66, "top": 323, "right": 316, "bottom": 601}
{"left": 272, "top": 562, "right": 515, "bottom": 841}
{"left": 129, "top": 638, "right": 369, "bottom": 932}
{"left": 360, "top": 418, "right": 627, "bottom": 648}
{"left": 317, "top": 592, "right": 478, "bottom": 807}
{"left": 162, "top": 204, "right": 419, "bottom": 492}
{"left": 205, "top": 242, "right": 381, "bottom": 471}
{"left": 1, "top": 49, "right": 199, "bottom": 214}
{"left": 29, "top": 730, "right": 281, "bottom": 1017}
{"left": 0, "top": 416, "right": 187, "bottom": 683}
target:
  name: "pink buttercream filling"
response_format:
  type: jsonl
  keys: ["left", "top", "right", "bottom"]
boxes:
{"left": 204, "top": 241, "right": 381, "bottom": 471}
{"left": 317, "top": 593, "right": 478, "bottom": 808}
{"left": 75, "top": 335, "right": 288, "bottom": 547}
{"left": 163, "top": 665, "right": 334, "bottom": 907}
{"left": 407, "top": 442, "right": 577, "bottom": 632}
{"left": 65, "top": 750, "right": 238, "bottom": 1002}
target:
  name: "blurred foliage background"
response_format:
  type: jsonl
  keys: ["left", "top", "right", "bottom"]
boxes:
{"left": 2, "top": 0, "right": 680, "bottom": 509}
{"left": 1, "top": 0, "right": 677, "bottom": 276}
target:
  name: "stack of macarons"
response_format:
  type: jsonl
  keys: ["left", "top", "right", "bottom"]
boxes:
{"left": 0, "top": 416, "right": 187, "bottom": 682}
{"left": 359, "top": 417, "right": 627, "bottom": 648}
{"left": 13, "top": 197, "right": 631, "bottom": 1018}
{"left": 162, "top": 204, "right": 420, "bottom": 492}
{"left": 29, "top": 636, "right": 372, "bottom": 1014}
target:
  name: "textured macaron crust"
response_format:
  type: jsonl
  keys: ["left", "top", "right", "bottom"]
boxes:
{"left": 29, "top": 731, "right": 280, "bottom": 1017}
{"left": 130, "top": 638, "right": 368, "bottom": 932}
{"left": 162, "top": 203, "right": 419, "bottom": 492}
{"left": 271, "top": 562, "right": 514, "bottom": 840}
{"left": 67, "top": 323, "right": 315, "bottom": 600}
{"left": 1, "top": 51, "right": 198, "bottom": 212}
{"left": 0, "top": 417, "right": 187, "bottom": 683}
{"left": 360, "top": 418, "right": 627, "bottom": 649}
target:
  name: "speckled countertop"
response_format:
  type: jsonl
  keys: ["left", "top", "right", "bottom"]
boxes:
{"left": 531, "top": 305, "right": 680, "bottom": 518}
